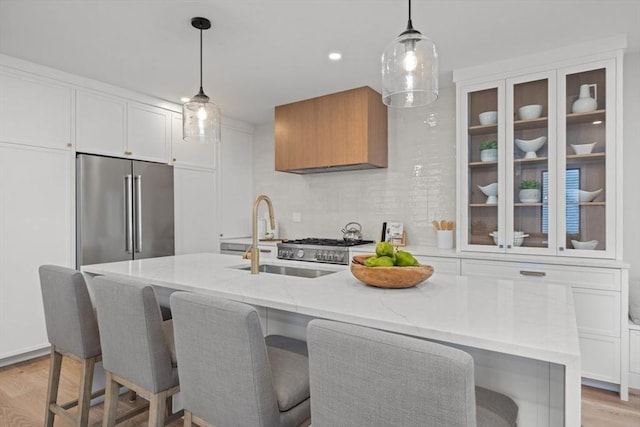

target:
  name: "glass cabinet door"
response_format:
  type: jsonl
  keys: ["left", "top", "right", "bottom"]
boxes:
{"left": 462, "top": 82, "right": 504, "bottom": 251}
{"left": 558, "top": 61, "right": 614, "bottom": 257}
{"left": 506, "top": 72, "right": 556, "bottom": 253}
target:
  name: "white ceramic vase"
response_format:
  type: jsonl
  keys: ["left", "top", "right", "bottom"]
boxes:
{"left": 572, "top": 84, "right": 598, "bottom": 113}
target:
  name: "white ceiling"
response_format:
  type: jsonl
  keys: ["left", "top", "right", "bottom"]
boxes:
{"left": 1, "top": 0, "right": 638, "bottom": 125}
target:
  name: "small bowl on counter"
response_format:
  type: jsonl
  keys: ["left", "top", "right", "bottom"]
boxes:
{"left": 478, "top": 111, "right": 497, "bottom": 125}
{"left": 350, "top": 255, "right": 434, "bottom": 289}
{"left": 518, "top": 104, "right": 543, "bottom": 120}
{"left": 570, "top": 142, "right": 598, "bottom": 155}
{"left": 571, "top": 240, "right": 598, "bottom": 250}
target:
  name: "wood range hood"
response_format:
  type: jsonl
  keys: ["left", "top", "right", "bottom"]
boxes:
{"left": 274, "top": 86, "right": 388, "bottom": 174}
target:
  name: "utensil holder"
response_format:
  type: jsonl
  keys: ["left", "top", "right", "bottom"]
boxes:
{"left": 437, "top": 230, "right": 454, "bottom": 249}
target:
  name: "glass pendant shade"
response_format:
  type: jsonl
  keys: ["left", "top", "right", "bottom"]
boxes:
{"left": 382, "top": 30, "right": 438, "bottom": 108}
{"left": 183, "top": 90, "right": 221, "bottom": 144}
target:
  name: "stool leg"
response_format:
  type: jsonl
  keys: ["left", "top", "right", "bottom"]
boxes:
{"left": 44, "top": 347, "right": 62, "bottom": 427}
{"left": 148, "top": 390, "right": 167, "bottom": 427}
{"left": 77, "top": 356, "right": 96, "bottom": 427}
{"left": 184, "top": 410, "right": 193, "bottom": 427}
{"left": 102, "top": 372, "right": 119, "bottom": 427}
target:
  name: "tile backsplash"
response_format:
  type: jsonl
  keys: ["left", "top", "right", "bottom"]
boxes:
{"left": 253, "top": 86, "right": 457, "bottom": 247}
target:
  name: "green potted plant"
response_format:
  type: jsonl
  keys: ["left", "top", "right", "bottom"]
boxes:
{"left": 519, "top": 179, "right": 541, "bottom": 203}
{"left": 480, "top": 139, "right": 497, "bottom": 162}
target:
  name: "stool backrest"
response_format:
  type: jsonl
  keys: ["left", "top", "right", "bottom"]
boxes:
{"left": 39, "top": 265, "right": 101, "bottom": 358}
{"left": 92, "top": 276, "right": 175, "bottom": 393}
{"left": 307, "top": 319, "right": 477, "bottom": 427}
{"left": 170, "top": 292, "right": 281, "bottom": 427}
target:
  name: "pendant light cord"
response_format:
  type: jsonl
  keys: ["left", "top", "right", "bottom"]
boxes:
{"left": 403, "top": 0, "right": 416, "bottom": 34}
{"left": 199, "top": 28, "right": 204, "bottom": 93}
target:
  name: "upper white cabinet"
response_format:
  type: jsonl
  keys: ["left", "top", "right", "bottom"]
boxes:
{"left": 170, "top": 112, "right": 216, "bottom": 169}
{"left": 456, "top": 49, "right": 622, "bottom": 260}
{"left": 76, "top": 89, "right": 126, "bottom": 156}
{"left": 0, "top": 69, "right": 72, "bottom": 150}
{"left": 75, "top": 89, "right": 171, "bottom": 163}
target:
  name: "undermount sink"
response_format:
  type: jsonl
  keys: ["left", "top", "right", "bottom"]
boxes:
{"left": 234, "top": 264, "right": 337, "bottom": 278}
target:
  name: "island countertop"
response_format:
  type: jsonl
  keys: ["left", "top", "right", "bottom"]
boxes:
{"left": 81, "top": 252, "right": 580, "bottom": 366}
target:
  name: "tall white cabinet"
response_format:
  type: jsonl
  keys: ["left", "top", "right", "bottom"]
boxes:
{"left": 454, "top": 39, "right": 629, "bottom": 398}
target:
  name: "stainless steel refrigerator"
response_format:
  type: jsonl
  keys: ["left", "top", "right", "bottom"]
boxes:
{"left": 76, "top": 153, "right": 174, "bottom": 268}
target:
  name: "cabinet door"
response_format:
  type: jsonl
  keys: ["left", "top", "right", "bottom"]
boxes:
{"left": 557, "top": 60, "right": 616, "bottom": 259}
{"left": 505, "top": 71, "right": 557, "bottom": 255}
{"left": 174, "top": 167, "right": 217, "bottom": 254}
{"left": 171, "top": 112, "right": 216, "bottom": 169}
{"left": 0, "top": 69, "right": 72, "bottom": 150}
{"left": 219, "top": 125, "right": 253, "bottom": 238}
{"left": 0, "top": 143, "right": 72, "bottom": 359}
{"left": 76, "top": 89, "right": 126, "bottom": 156}
{"left": 127, "top": 102, "right": 170, "bottom": 163}
{"left": 458, "top": 80, "right": 505, "bottom": 252}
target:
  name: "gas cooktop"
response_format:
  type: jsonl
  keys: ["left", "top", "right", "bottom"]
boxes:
{"left": 277, "top": 238, "right": 374, "bottom": 265}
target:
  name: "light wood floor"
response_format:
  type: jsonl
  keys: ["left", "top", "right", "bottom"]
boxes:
{"left": 0, "top": 355, "right": 638, "bottom": 426}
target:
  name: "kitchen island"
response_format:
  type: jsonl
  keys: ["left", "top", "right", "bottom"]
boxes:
{"left": 82, "top": 252, "right": 581, "bottom": 427}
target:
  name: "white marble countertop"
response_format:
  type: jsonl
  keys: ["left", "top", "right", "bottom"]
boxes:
{"left": 82, "top": 252, "right": 580, "bottom": 366}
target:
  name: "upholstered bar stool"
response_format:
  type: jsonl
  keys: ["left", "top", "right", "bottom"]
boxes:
{"left": 92, "top": 276, "right": 182, "bottom": 427}
{"left": 39, "top": 265, "right": 104, "bottom": 426}
{"left": 170, "top": 292, "right": 311, "bottom": 427}
{"left": 307, "top": 319, "right": 519, "bottom": 427}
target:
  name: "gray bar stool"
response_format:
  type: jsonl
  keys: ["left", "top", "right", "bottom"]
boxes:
{"left": 307, "top": 319, "right": 519, "bottom": 427}
{"left": 92, "top": 276, "right": 182, "bottom": 427}
{"left": 39, "top": 265, "right": 103, "bottom": 426}
{"left": 170, "top": 292, "right": 311, "bottom": 427}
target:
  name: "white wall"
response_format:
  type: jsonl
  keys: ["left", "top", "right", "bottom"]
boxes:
{"left": 253, "top": 85, "right": 457, "bottom": 246}
{"left": 623, "top": 52, "right": 640, "bottom": 282}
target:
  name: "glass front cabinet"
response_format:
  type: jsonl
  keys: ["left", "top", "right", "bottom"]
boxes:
{"left": 456, "top": 57, "right": 619, "bottom": 259}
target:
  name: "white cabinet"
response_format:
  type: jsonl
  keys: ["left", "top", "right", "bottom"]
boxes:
{"left": 174, "top": 167, "right": 217, "bottom": 255}
{"left": 171, "top": 112, "right": 216, "bottom": 169}
{"left": 0, "top": 143, "right": 73, "bottom": 361}
{"left": 127, "top": 102, "right": 170, "bottom": 163}
{"left": 0, "top": 69, "right": 72, "bottom": 150}
{"left": 219, "top": 122, "right": 254, "bottom": 238}
{"left": 76, "top": 89, "right": 126, "bottom": 156}
{"left": 455, "top": 53, "right": 622, "bottom": 260}
{"left": 75, "top": 89, "right": 171, "bottom": 163}
{"left": 461, "top": 258, "right": 626, "bottom": 391}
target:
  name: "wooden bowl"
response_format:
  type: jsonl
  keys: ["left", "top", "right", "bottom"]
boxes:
{"left": 350, "top": 254, "right": 434, "bottom": 289}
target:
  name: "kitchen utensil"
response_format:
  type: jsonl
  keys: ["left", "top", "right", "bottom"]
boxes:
{"left": 572, "top": 84, "right": 598, "bottom": 113}
{"left": 515, "top": 136, "right": 547, "bottom": 159}
{"left": 432, "top": 220, "right": 440, "bottom": 230}
{"left": 518, "top": 104, "right": 543, "bottom": 120}
{"left": 571, "top": 240, "right": 598, "bottom": 250}
{"left": 478, "top": 111, "right": 497, "bottom": 125}
{"left": 351, "top": 254, "right": 434, "bottom": 288}
{"left": 341, "top": 222, "right": 363, "bottom": 242}
{"left": 571, "top": 142, "right": 598, "bottom": 155}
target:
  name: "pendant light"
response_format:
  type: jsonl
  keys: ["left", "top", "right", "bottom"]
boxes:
{"left": 381, "top": 0, "right": 438, "bottom": 107}
{"left": 183, "top": 17, "right": 221, "bottom": 143}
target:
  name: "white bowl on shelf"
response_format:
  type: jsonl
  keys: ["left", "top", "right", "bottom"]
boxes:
{"left": 489, "top": 231, "right": 529, "bottom": 246}
{"left": 518, "top": 104, "right": 543, "bottom": 120}
{"left": 478, "top": 182, "right": 498, "bottom": 204}
{"left": 578, "top": 188, "right": 602, "bottom": 202}
{"left": 515, "top": 136, "right": 547, "bottom": 159}
{"left": 570, "top": 142, "right": 598, "bottom": 155}
{"left": 479, "top": 111, "right": 497, "bottom": 125}
{"left": 571, "top": 240, "right": 598, "bottom": 250}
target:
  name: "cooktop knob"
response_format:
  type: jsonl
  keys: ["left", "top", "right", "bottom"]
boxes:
{"left": 296, "top": 249, "right": 305, "bottom": 258}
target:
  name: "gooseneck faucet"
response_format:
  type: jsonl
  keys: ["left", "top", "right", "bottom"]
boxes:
{"left": 251, "top": 195, "right": 276, "bottom": 274}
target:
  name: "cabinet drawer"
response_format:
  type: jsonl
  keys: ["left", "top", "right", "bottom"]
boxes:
{"left": 257, "top": 245, "right": 277, "bottom": 259}
{"left": 579, "top": 334, "right": 620, "bottom": 383}
{"left": 631, "top": 330, "right": 640, "bottom": 374}
{"left": 573, "top": 288, "right": 620, "bottom": 337}
{"left": 414, "top": 256, "right": 460, "bottom": 275}
{"left": 461, "top": 259, "right": 620, "bottom": 291}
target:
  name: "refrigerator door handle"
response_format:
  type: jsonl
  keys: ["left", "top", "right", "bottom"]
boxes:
{"left": 124, "top": 174, "right": 133, "bottom": 253}
{"left": 134, "top": 175, "right": 143, "bottom": 253}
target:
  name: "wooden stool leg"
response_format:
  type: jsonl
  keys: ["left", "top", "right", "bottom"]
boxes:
{"left": 184, "top": 410, "right": 193, "bottom": 427}
{"left": 148, "top": 390, "right": 168, "bottom": 427}
{"left": 44, "top": 347, "right": 62, "bottom": 427}
{"left": 102, "top": 372, "right": 119, "bottom": 427}
{"left": 76, "top": 356, "right": 96, "bottom": 427}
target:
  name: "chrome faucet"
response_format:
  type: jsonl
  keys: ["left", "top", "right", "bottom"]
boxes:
{"left": 251, "top": 195, "right": 276, "bottom": 274}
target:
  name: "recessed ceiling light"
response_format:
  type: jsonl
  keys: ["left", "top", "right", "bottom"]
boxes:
{"left": 328, "top": 52, "right": 342, "bottom": 61}
{"left": 180, "top": 97, "right": 191, "bottom": 103}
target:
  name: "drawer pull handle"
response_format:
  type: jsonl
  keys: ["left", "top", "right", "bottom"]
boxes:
{"left": 520, "top": 270, "right": 546, "bottom": 277}
{"left": 260, "top": 249, "right": 272, "bottom": 253}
